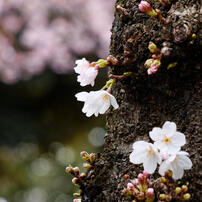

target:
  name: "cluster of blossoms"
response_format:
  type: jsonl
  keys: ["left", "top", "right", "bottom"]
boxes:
{"left": 0, "top": 0, "right": 115, "bottom": 83}
{"left": 123, "top": 171, "right": 155, "bottom": 201}
{"left": 66, "top": 151, "right": 97, "bottom": 201}
{"left": 74, "top": 58, "right": 119, "bottom": 117}
{"left": 144, "top": 42, "right": 161, "bottom": 75}
{"left": 130, "top": 121, "right": 192, "bottom": 180}
{"left": 123, "top": 170, "right": 192, "bottom": 201}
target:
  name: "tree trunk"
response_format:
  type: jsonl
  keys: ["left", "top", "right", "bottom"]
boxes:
{"left": 81, "top": 0, "right": 201, "bottom": 201}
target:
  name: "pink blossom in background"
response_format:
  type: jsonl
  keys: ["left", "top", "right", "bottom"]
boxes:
{"left": 0, "top": 0, "right": 115, "bottom": 84}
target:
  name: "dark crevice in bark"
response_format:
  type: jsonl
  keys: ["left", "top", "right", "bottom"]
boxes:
{"left": 81, "top": 0, "right": 201, "bottom": 201}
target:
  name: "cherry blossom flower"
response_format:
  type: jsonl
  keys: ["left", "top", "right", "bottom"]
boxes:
{"left": 129, "top": 141, "right": 161, "bottom": 174}
{"left": 159, "top": 151, "right": 192, "bottom": 180}
{"left": 75, "top": 90, "right": 119, "bottom": 117}
{"left": 149, "top": 121, "right": 186, "bottom": 154}
{"left": 74, "top": 58, "right": 98, "bottom": 86}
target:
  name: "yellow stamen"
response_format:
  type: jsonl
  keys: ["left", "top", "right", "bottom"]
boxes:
{"left": 147, "top": 146, "right": 153, "bottom": 155}
{"left": 102, "top": 94, "right": 109, "bottom": 101}
{"left": 164, "top": 137, "right": 170, "bottom": 144}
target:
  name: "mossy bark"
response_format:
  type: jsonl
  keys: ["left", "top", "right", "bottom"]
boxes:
{"left": 81, "top": 0, "right": 201, "bottom": 201}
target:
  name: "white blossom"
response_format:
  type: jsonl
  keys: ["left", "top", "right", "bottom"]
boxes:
{"left": 129, "top": 141, "right": 161, "bottom": 174}
{"left": 149, "top": 121, "right": 186, "bottom": 154}
{"left": 159, "top": 151, "right": 192, "bottom": 180}
{"left": 74, "top": 58, "right": 98, "bottom": 87}
{"left": 75, "top": 90, "right": 119, "bottom": 117}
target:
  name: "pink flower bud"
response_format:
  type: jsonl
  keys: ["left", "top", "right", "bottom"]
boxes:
{"left": 146, "top": 188, "right": 154, "bottom": 198}
{"left": 89, "top": 153, "right": 97, "bottom": 163}
{"left": 80, "top": 151, "right": 90, "bottom": 161}
{"left": 138, "top": 173, "right": 144, "bottom": 183}
{"left": 147, "top": 64, "right": 159, "bottom": 75}
{"left": 143, "top": 170, "right": 149, "bottom": 178}
{"left": 138, "top": 1, "right": 157, "bottom": 17}
{"left": 138, "top": 1, "right": 152, "bottom": 13}
{"left": 135, "top": 178, "right": 139, "bottom": 184}
{"left": 73, "top": 199, "right": 81, "bottom": 202}
{"left": 95, "top": 64, "right": 99, "bottom": 70}
{"left": 127, "top": 183, "right": 135, "bottom": 191}
{"left": 107, "top": 89, "right": 111, "bottom": 93}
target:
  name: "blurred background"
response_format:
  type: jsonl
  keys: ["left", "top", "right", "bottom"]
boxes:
{"left": 0, "top": 0, "right": 115, "bottom": 201}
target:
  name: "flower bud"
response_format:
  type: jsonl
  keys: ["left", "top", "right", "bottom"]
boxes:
{"left": 80, "top": 151, "right": 90, "bottom": 161}
{"left": 123, "top": 174, "right": 130, "bottom": 179}
{"left": 146, "top": 188, "right": 154, "bottom": 198}
{"left": 175, "top": 187, "right": 182, "bottom": 194}
{"left": 72, "top": 177, "right": 80, "bottom": 186}
{"left": 167, "top": 62, "right": 177, "bottom": 70}
{"left": 159, "top": 194, "right": 166, "bottom": 200}
{"left": 65, "top": 165, "right": 74, "bottom": 174}
{"left": 153, "top": 59, "right": 161, "bottom": 66}
{"left": 183, "top": 193, "right": 191, "bottom": 200}
{"left": 148, "top": 42, "right": 158, "bottom": 53}
{"left": 182, "top": 185, "right": 188, "bottom": 192}
{"left": 73, "top": 199, "right": 81, "bottom": 202}
{"left": 83, "top": 163, "right": 92, "bottom": 170}
{"left": 165, "top": 170, "right": 173, "bottom": 178}
{"left": 137, "top": 191, "right": 145, "bottom": 200}
{"left": 192, "top": 33, "right": 196, "bottom": 39}
{"left": 73, "top": 167, "right": 80, "bottom": 175}
{"left": 123, "top": 72, "right": 133, "bottom": 76}
{"left": 165, "top": 195, "right": 172, "bottom": 201}
{"left": 96, "top": 59, "right": 108, "bottom": 68}
{"left": 147, "top": 64, "right": 159, "bottom": 75}
{"left": 80, "top": 172, "right": 86, "bottom": 179}
{"left": 144, "top": 59, "right": 154, "bottom": 68}
{"left": 138, "top": 1, "right": 157, "bottom": 17}
{"left": 160, "top": 177, "right": 167, "bottom": 183}
{"left": 138, "top": 173, "right": 144, "bottom": 183}
{"left": 127, "top": 183, "right": 135, "bottom": 191}
{"left": 138, "top": 1, "right": 152, "bottom": 13}
{"left": 143, "top": 170, "right": 149, "bottom": 178}
{"left": 89, "top": 153, "right": 97, "bottom": 164}
{"left": 73, "top": 192, "right": 81, "bottom": 197}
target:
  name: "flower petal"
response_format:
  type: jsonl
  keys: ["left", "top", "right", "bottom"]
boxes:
{"left": 143, "top": 155, "right": 158, "bottom": 174}
{"left": 75, "top": 92, "right": 89, "bottom": 101}
{"left": 166, "top": 143, "right": 181, "bottom": 154}
{"left": 132, "top": 141, "right": 148, "bottom": 152}
{"left": 98, "top": 100, "right": 110, "bottom": 114}
{"left": 162, "top": 121, "right": 176, "bottom": 135}
{"left": 177, "top": 154, "right": 192, "bottom": 170}
{"left": 149, "top": 127, "right": 162, "bottom": 141}
{"left": 171, "top": 132, "right": 186, "bottom": 147}
{"left": 154, "top": 140, "right": 166, "bottom": 151}
{"left": 130, "top": 150, "right": 146, "bottom": 164}
{"left": 171, "top": 162, "right": 184, "bottom": 180}
{"left": 109, "top": 94, "right": 119, "bottom": 109}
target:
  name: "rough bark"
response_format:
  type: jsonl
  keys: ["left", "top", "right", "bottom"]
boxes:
{"left": 81, "top": 0, "right": 201, "bottom": 201}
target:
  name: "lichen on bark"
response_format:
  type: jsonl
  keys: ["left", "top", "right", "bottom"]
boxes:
{"left": 81, "top": 0, "right": 201, "bottom": 201}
